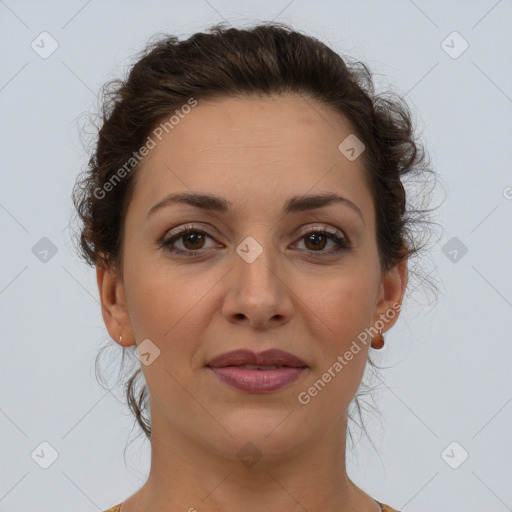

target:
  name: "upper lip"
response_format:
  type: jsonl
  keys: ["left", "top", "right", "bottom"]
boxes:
{"left": 206, "top": 349, "right": 307, "bottom": 368}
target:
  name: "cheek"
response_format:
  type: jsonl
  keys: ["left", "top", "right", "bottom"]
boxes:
{"left": 124, "top": 266, "right": 211, "bottom": 401}
{"left": 123, "top": 262, "right": 221, "bottom": 391}
{"left": 299, "top": 281, "right": 376, "bottom": 416}
{"left": 124, "top": 257, "right": 210, "bottom": 338}
{"left": 303, "top": 266, "right": 379, "bottom": 341}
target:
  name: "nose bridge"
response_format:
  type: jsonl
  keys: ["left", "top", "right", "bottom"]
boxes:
{"left": 234, "top": 231, "right": 280, "bottom": 293}
{"left": 222, "top": 228, "right": 293, "bottom": 327}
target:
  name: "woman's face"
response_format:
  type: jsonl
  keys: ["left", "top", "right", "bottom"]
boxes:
{"left": 99, "top": 93, "right": 406, "bottom": 461}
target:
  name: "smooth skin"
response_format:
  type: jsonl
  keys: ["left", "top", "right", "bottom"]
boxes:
{"left": 97, "top": 93, "right": 407, "bottom": 512}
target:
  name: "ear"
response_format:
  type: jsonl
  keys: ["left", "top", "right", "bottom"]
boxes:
{"left": 96, "top": 262, "right": 135, "bottom": 347}
{"left": 372, "top": 256, "right": 408, "bottom": 332}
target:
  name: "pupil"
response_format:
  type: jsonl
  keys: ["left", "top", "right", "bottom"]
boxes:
{"left": 181, "top": 232, "right": 329, "bottom": 251}
{"left": 185, "top": 232, "right": 204, "bottom": 249}
{"left": 307, "top": 234, "right": 326, "bottom": 250}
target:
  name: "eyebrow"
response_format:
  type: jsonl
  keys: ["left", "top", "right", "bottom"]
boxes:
{"left": 146, "top": 192, "right": 364, "bottom": 222}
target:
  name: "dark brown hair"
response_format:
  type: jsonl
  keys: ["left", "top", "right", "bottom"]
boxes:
{"left": 72, "top": 22, "right": 438, "bottom": 448}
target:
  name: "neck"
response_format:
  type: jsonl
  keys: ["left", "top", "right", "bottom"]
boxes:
{"left": 122, "top": 404, "right": 381, "bottom": 512}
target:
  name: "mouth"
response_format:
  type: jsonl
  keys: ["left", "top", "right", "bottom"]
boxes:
{"left": 205, "top": 349, "right": 308, "bottom": 393}
{"left": 207, "top": 365, "right": 308, "bottom": 393}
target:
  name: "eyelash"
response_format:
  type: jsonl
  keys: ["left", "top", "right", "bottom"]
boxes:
{"left": 159, "top": 224, "right": 351, "bottom": 258}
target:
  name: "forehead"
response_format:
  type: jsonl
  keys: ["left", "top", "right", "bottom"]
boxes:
{"left": 128, "top": 93, "right": 373, "bottom": 220}
{"left": 144, "top": 94, "right": 357, "bottom": 166}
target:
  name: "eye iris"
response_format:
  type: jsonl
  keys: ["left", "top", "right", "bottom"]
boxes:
{"left": 305, "top": 233, "right": 327, "bottom": 251}
{"left": 183, "top": 232, "right": 205, "bottom": 250}
{"left": 172, "top": 230, "right": 339, "bottom": 253}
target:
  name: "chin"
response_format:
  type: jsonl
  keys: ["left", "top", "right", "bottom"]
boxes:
{"left": 207, "top": 409, "right": 312, "bottom": 461}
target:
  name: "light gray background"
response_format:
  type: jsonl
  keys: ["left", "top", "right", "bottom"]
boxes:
{"left": 1, "top": 1, "right": 511, "bottom": 511}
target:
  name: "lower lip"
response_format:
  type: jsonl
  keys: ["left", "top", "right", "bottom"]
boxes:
{"left": 207, "top": 366, "right": 307, "bottom": 393}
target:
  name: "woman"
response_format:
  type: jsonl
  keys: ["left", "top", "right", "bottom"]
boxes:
{"left": 73, "top": 22, "right": 434, "bottom": 512}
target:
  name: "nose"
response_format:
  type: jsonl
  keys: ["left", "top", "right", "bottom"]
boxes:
{"left": 221, "top": 240, "right": 294, "bottom": 330}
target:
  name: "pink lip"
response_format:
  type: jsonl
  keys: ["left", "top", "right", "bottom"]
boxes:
{"left": 206, "top": 348, "right": 307, "bottom": 368}
{"left": 208, "top": 366, "right": 307, "bottom": 393}
{"left": 206, "top": 348, "right": 308, "bottom": 393}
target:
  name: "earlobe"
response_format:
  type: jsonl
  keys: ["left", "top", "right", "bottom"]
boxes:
{"left": 96, "top": 263, "right": 134, "bottom": 347}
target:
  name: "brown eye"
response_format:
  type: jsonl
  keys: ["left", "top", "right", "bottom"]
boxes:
{"left": 182, "top": 232, "right": 206, "bottom": 250}
{"left": 295, "top": 229, "right": 349, "bottom": 254}
{"left": 303, "top": 233, "right": 328, "bottom": 251}
{"left": 161, "top": 227, "right": 218, "bottom": 256}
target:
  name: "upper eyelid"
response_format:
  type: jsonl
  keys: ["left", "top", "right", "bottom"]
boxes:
{"left": 164, "top": 222, "right": 346, "bottom": 237}
{"left": 163, "top": 223, "right": 349, "bottom": 246}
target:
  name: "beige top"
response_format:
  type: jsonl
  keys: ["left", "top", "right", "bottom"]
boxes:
{"left": 103, "top": 501, "right": 400, "bottom": 511}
